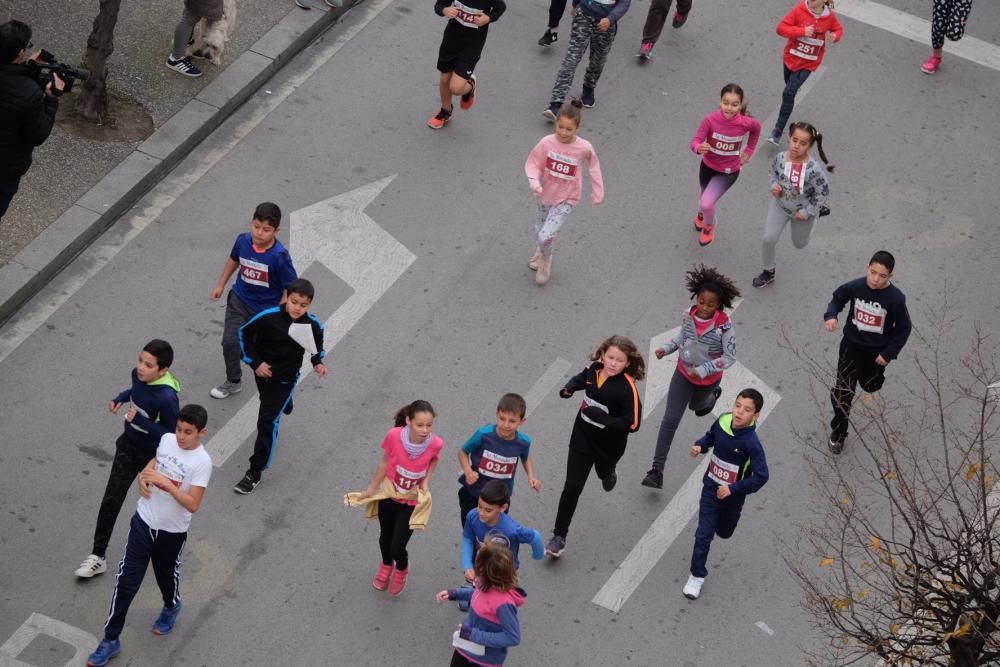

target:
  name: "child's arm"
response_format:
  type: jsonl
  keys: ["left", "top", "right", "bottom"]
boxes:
{"left": 690, "top": 115, "right": 712, "bottom": 155}
{"left": 769, "top": 153, "right": 782, "bottom": 196}
{"left": 559, "top": 368, "right": 588, "bottom": 398}
{"left": 526, "top": 528, "right": 545, "bottom": 560}
{"left": 462, "top": 603, "right": 521, "bottom": 648}
{"left": 137, "top": 457, "right": 157, "bottom": 498}
{"left": 776, "top": 7, "right": 805, "bottom": 38}
{"left": 690, "top": 426, "right": 716, "bottom": 456}
{"left": 435, "top": 0, "right": 459, "bottom": 18}
{"left": 588, "top": 146, "right": 604, "bottom": 205}
{"left": 109, "top": 387, "right": 130, "bottom": 413}
{"left": 483, "top": 0, "right": 506, "bottom": 23}
{"left": 239, "top": 317, "right": 268, "bottom": 376}
{"left": 729, "top": 440, "right": 770, "bottom": 495}
{"left": 309, "top": 314, "right": 327, "bottom": 378}
{"left": 419, "top": 456, "right": 440, "bottom": 492}
{"left": 827, "top": 14, "right": 844, "bottom": 42}
{"left": 461, "top": 522, "right": 476, "bottom": 580}
{"left": 524, "top": 140, "right": 546, "bottom": 196}
{"left": 358, "top": 454, "right": 388, "bottom": 499}
{"left": 458, "top": 449, "right": 479, "bottom": 486}
{"left": 581, "top": 379, "right": 641, "bottom": 433}
{"left": 139, "top": 468, "right": 207, "bottom": 513}
{"left": 130, "top": 393, "right": 180, "bottom": 442}
{"left": 823, "top": 280, "right": 853, "bottom": 331}
{"left": 880, "top": 298, "right": 912, "bottom": 363}
{"left": 522, "top": 454, "right": 541, "bottom": 491}
{"left": 210, "top": 258, "right": 239, "bottom": 300}
{"left": 801, "top": 167, "right": 830, "bottom": 219}
{"left": 741, "top": 117, "right": 762, "bottom": 164}
{"left": 606, "top": 0, "right": 630, "bottom": 24}
{"left": 444, "top": 586, "right": 473, "bottom": 603}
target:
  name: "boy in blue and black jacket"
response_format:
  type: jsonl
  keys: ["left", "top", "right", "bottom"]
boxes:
{"left": 75, "top": 340, "right": 181, "bottom": 579}
{"left": 682, "top": 388, "right": 769, "bottom": 601}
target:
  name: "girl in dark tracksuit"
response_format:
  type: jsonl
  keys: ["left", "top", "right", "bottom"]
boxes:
{"left": 545, "top": 335, "right": 644, "bottom": 557}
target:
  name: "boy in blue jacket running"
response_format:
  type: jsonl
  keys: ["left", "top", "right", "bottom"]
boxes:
{"left": 683, "top": 388, "right": 769, "bottom": 600}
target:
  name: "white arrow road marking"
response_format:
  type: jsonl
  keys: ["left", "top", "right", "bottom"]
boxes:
{"left": 0, "top": 613, "right": 98, "bottom": 667}
{"left": 207, "top": 176, "right": 415, "bottom": 466}
{"left": 592, "top": 300, "right": 781, "bottom": 613}
{"left": 524, "top": 358, "right": 572, "bottom": 417}
{"left": 0, "top": 0, "right": 399, "bottom": 365}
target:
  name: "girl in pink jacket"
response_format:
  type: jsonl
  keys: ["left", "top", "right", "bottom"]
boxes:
{"left": 689, "top": 83, "right": 761, "bottom": 247}
{"left": 524, "top": 98, "right": 604, "bottom": 286}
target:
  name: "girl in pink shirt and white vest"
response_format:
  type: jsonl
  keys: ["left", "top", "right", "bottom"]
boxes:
{"left": 357, "top": 400, "right": 443, "bottom": 596}
{"left": 524, "top": 98, "right": 604, "bottom": 286}
{"left": 689, "top": 83, "right": 761, "bottom": 247}
{"left": 641, "top": 266, "right": 740, "bottom": 490}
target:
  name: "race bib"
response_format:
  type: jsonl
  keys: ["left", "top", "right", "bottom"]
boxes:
{"left": 239, "top": 257, "right": 270, "bottom": 288}
{"left": 708, "top": 132, "right": 743, "bottom": 157}
{"left": 453, "top": 0, "right": 481, "bottom": 28}
{"left": 579, "top": 395, "right": 608, "bottom": 429}
{"left": 707, "top": 454, "right": 740, "bottom": 487}
{"left": 478, "top": 450, "right": 518, "bottom": 479}
{"left": 784, "top": 162, "right": 806, "bottom": 195}
{"left": 790, "top": 34, "right": 824, "bottom": 61}
{"left": 545, "top": 150, "right": 579, "bottom": 180}
{"left": 852, "top": 298, "right": 886, "bottom": 334}
{"left": 391, "top": 464, "right": 426, "bottom": 493}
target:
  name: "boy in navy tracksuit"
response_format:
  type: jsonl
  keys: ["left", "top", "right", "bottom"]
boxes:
{"left": 75, "top": 340, "right": 181, "bottom": 579}
{"left": 233, "top": 278, "right": 326, "bottom": 494}
{"left": 683, "top": 388, "right": 769, "bottom": 600}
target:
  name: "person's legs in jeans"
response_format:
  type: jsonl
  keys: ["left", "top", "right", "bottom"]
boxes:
{"left": 0, "top": 175, "right": 21, "bottom": 221}
{"left": 690, "top": 485, "right": 720, "bottom": 578}
{"left": 553, "top": 446, "right": 596, "bottom": 538}
{"left": 170, "top": 8, "right": 201, "bottom": 60}
{"left": 92, "top": 435, "right": 153, "bottom": 558}
{"left": 582, "top": 21, "right": 618, "bottom": 91}
{"left": 774, "top": 66, "right": 812, "bottom": 135}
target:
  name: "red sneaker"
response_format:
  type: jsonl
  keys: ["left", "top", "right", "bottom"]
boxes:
{"left": 372, "top": 563, "right": 393, "bottom": 591}
{"left": 427, "top": 107, "right": 452, "bottom": 129}
{"left": 920, "top": 55, "right": 941, "bottom": 74}
{"left": 388, "top": 567, "right": 408, "bottom": 596}
{"left": 460, "top": 75, "right": 477, "bottom": 111}
{"left": 698, "top": 225, "right": 715, "bottom": 246}
{"left": 693, "top": 213, "right": 705, "bottom": 231}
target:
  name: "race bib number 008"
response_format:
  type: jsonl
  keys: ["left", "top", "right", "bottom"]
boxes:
{"left": 709, "top": 132, "right": 743, "bottom": 157}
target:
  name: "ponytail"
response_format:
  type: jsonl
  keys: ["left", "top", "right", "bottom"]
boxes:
{"left": 393, "top": 400, "right": 436, "bottom": 427}
{"left": 814, "top": 133, "right": 835, "bottom": 172}
{"left": 719, "top": 82, "right": 750, "bottom": 117}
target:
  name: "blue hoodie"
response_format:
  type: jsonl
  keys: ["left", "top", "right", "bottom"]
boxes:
{"left": 694, "top": 413, "right": 769, "bottom": 496}
{"left": 111, "top": 369, "right": 181, "bottom": 458}
{"left": 449, "top": 585, "right": 526, "bottom": 666}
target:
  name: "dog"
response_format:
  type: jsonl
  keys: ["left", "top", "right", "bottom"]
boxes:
{"left": 188, "top": 0, "right": 237, "bottom": 66}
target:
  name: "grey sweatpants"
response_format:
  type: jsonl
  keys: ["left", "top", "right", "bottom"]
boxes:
{"left": 550, "top": 12, "right": 618, "bottom": 103}
{"left": 761, "top": 199, "right": 816, "bottom": 270}
{"left": 650, "top": 368, "right": 720, "bottom": 471}
{"left": 171, "top": 8, "right": 200, "bottom": 60}
{"left": 221, "top": 290, "right": 255, "bottom": 384}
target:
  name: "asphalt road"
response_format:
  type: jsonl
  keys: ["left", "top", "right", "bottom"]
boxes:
{"left": 1, "top": 0, "right": 998, "bottom": 665}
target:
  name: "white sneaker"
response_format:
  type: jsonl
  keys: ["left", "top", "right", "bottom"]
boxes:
{"left": 210, "top": 380, "right": 242, "bottom": 399}
{"left": 75, "top": 554, "right": 107, "bottom": 578}
{"left": 682, "top": 574, "right": 705, "bottom": 599}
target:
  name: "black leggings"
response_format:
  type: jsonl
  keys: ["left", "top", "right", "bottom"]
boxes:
{"left": 378, "top": 499, "right": 415, "bottom": 570}
{"left": 450, "top": 650, "right": 477, "bottom": 667}
{"left": 547, "top": 0, "right": 568, "bottom": 29}
{"left": 553, "top": 441, "right": 626, "bottom": 538}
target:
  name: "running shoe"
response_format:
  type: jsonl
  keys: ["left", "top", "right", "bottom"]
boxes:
{"left": 694, "top": 386, "right": 722, "bottom": 417}
{"left": 542, "top": 102, "right": 561, "bottom": 122}
{"left": 641, "top": 469, "right": 663, "bottom": 489}
{"left": 698, "top": 224, "right": 715, "bottom": 247}
{"left": 637, "top": 41, "right": 654, "bottom": 61}
{"left": 427, "top": 107, "right": 452, "bottom": 129}
{"left": 233, "top": 470, "right": 261, "bottom": 494}
{"left": 528, "top": 248, "right": 543, "bottom": 271}
{"left": 752, "top": 269, "right": 776, "bottom": 289}
{"left": 920, "top": 55, "right": 941, "bottom": 74}
{"left": 828, "top": 437, "right": 845, "bottom": 455}
{"left": 544, "top": 535, "right": 566, "bottom": 558}
{"left": 75, "top": 554, "right": 107, "bottom": 578}
{"left": 372, "top": 563, "right": 393, "bottom": 591}
{"left": 151, "top": 602, "right": 181, "bottom": 635}
{"left": 87, "top": 640, "right": 120, "bottom": 667}
{"left": 460, "top": 74, "right": 477, "bottom": 111}
{"left": 601, "top": 470, "right": 617, "bottom": 492}
{"left": 672, "top": 11, "right": 688, "bottom": 28}
{"left": 683, "top": 574, "right": 705, "bottom": 599}
{"left": 388, "top": 568, "right": 408, "bottom": 596}
{"left": 819, "top": 205, "right": 831, "bottom": 217}
{"left": 538, "top": 29, "right": 558, "bottom": 47}
{"left": 210, "top": 380, "right": 242, "bottom": 399}
{"left": 295, "top": 0, "right": 312, "bottom": 8}
{"left": 766, "top": 129, "right": 781, "bottom": 146}
{"left": 165, "top": 56, "right": 202, "bottom": 77}
{"left": 581, "top": 85, "right": 595, "bottom": 109}
{"left": 535, "top": 256, "right": 552, "bottom": 285}
{"left": 693, "top": 212, "right": 705, "bottom": 231}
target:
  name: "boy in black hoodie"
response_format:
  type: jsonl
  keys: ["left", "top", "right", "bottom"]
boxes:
{"left": 76, "top": 340, "right": 180, "bottom": 579}
{"left": 824, "top": 250, "right": 911, "bottom": 454}
{"left": 233, "top": 278, "right": 326, "bottom": 494}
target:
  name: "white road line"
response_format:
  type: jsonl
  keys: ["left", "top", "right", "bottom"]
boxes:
{"left": 761, "top": 66, "right": 826, "bottom": 136}
{"left": 524, "top": 358, "right": 572, "bottom": 417}
{"left": 0, "top": 0, "right": 397, "bottom": 366}
{"left": 755, "top": 621, "right": 775, "bottom": 636}
{"left": 836, "top": 0, "right": 1000, "bottom": 72}
{"left": 0, "top": 613, "right": 98, "bottom": 667}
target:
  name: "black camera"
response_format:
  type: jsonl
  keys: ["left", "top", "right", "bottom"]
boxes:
{"left": 27, "top": 50, "right": 89, "bottom": 96}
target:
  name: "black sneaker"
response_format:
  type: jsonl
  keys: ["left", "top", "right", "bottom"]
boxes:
{"left": 752, "top": 269, "right": 776, "bottom": 289}
{"left": 641, "top": 469, "right": 663, "bottom": 489}
{"left": 538, "top": 29, "right": 558, "bottom": 47}
{"left": 542, "top": 102, "right": 561, "bottom": 122}
{"left": 601, "top": 470, "right": 617, "bottom": 492}
{"left": 166, "top": 56, "right": 202, "bottom": 77}
{"left": 819, "top": 205, "right": 831, "bottom": 217}
{"left": 233, "top": 470, "right": 261, "bottom": 494}
{"left": 694, "top": 386, "right": 722, "bottom": 417}
{"left": 581, "top": 86, "right": 595, "bottom": 108}
{"left": 672, "top": 11, "right": 688, "bottom": 28}
{"left": 828, "top": 437, "right": 845, "bottom": 455}
{"left": 544, "top": 535, "right": 566, "bottom": 558}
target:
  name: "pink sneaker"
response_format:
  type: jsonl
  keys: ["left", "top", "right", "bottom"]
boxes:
{"left": 921, "top": 55, "right": 941, "bottom": 74}
{"left": 388, "top": 567, "right": 408, "bottom": 596}
{"left": 372, "top": 563, "right": 393, "bottom": 591}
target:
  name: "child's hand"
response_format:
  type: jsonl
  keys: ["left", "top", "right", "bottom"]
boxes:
{"left": 716, "top": 484, "right": 731, "bottom": 499}
{"left": 313, "top": 363, "right": 328, "bottom": 378}
{"left": 696, "top": 141, "right": 711, "bottom": 155}
{"left": 140, "top": 469, "right": 170, "bottom": 493}
{"left": 875, "top": 355, "right": 889, "bottom": 366}
{"left": 255, "top": 362, "right": 272, "bottom": 378}
{"left": 465, "top": 470, "right": 480, "bottom": 485}
{"left": 824, "top": 318, "right": 838, "bottom": 332}
{"left": 770, "top": 184, "right": 782, "bottom": 198}
{"left": 529, "top": 477, "right": 542, "bottom": 492}
{"left": 108, "top": 401, "right": 121, "bottom": 415}
{"left": 210, "top": 285, "right": 224, "bottom": 300}
{"left": 531, "top": 185, "right": 543, "bottom": 197}
{"left": 435, "top": 590, "right": 451, "bottom": 603}
{"left": 804, "top": 25, "right": 815, "bottom": 37}
{"left": 597, "top": 17, "right": 611, "bottom": 31}
{"left": 473, "top": 14, "right": 490, "bottom": 26}
{"left": 464, "top": 568, "right": 475, "bottom": 582}
{"left": 442, "top": 6, "right": 459, "bottom": 18}
{"left": 689, "top": 445, "right": 702, "bottom": 458}
{"left": 739, "top": 151, "right": 751, "bottom": 165}
{"left": 357, "top": 485, "right": 376, "bottom": 500}
{"left": 654, "top": 347, "right": 667, "bottom": 359}
{"left": 826, "top": 30, "right": 838, "bottom": 43}
{"left": 794, "top": 210, "right": 808, "bottom": 221}
{"left": 125, "top": 406, "right": 137, "bottom": 423}
{"left": 138, "top": 477, "right": 152, "bottom": 498}
{"left": 559, "top": 388, "right": 573, "bottom": 399}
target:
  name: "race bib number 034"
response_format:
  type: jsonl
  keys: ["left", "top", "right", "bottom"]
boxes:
{"left": 478, "top": 450, "right": 518, "bottom": 479}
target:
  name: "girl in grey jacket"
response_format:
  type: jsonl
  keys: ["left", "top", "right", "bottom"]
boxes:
{"left": 753, "top": 121, "right": 833, "bottom": 288}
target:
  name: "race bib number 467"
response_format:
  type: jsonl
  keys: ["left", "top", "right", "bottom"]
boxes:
{"left": 239, "top": 257, "right": 270, "bottom": 288}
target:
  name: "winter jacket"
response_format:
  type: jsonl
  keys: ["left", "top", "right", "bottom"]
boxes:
{"left": 769, "top": 151, "right": 831, "bottom": 218}
{"left": 0, "top": 63, "right": 58, "bottom": 179}
{"left": 823, "top": 277, "right": 911, "bottom": 361}
{"left": 777, "top": 0, "right": 844, "bottom": 72}
{"left": 448, "top": 585, "right": 526, "bottom": 665}
{"left": 695, "top": 413, "right": 769, "bottom": 496}
{"left": 662, "top": 306, "right": 737, "bottom": 386}
{"left": 238, "top": 305, "right": 325, "bottom": 381}
{"left": 111, "top": 370, "right": 181, "bottom": 457}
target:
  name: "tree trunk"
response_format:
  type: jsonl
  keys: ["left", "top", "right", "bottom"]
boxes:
{"left": 75, "top": 0, "right": 123, "bottom": 123}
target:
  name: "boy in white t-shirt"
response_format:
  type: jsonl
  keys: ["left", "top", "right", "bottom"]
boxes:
{"left": 86, "top": 405, "right": 213, "bottom": 667}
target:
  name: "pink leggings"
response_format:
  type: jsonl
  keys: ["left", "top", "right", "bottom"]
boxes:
{"left": 697, "top": 162, "right": 739, "bottom": 229}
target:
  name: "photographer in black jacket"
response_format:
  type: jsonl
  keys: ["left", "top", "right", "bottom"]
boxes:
{"left": 0, "top": 20, "right": 64, "bottom": 220}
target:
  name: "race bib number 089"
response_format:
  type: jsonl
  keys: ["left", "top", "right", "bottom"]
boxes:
{"left": 707, "top": 455, "right": 740, "bottom": 487}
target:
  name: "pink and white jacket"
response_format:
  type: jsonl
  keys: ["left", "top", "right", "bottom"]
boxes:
{"left": 525, "top": 134, "right": 604, "bottom": 207}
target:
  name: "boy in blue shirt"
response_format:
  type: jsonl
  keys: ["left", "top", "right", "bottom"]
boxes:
{"left": 457, "top": 393, "right": 541, "bottom": 527}
{"left": 209, "top": 202, "right": 297, "bottom": 399}
{"left": 683, "top": 388, "right": 769, "bottom": 601}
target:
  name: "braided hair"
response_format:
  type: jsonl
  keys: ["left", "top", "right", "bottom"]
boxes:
{"left": 684, "top": 265, "right": 741, "bottom": 311}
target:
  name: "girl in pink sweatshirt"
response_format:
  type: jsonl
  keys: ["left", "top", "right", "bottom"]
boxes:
{"left": 524, "top": 98, "right": 604, "bottom": 286}
{"left": 689, "top": 83, "right": 761, "bottom": 247}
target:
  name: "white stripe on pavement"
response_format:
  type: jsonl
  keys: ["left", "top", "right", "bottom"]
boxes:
{"left": 524, "top": 358, "right": 572, "bottom": 417}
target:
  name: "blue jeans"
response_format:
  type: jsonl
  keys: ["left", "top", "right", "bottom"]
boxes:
{"left": 774, "top": 66, "right": 812, "bottom": 134}
{"left": 0, "top": 175, "right": 21, "bottom": 220}
{"left": 690, "top": 485, "right": 744, "bottom": 578}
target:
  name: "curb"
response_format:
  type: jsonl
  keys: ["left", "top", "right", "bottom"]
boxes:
{"left": 0, "top": 0, "right": 358, "bottom": 326}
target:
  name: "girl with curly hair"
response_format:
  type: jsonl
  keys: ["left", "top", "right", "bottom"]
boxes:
{"left": 641, "top": 266, "right": 739, "bottom": 490}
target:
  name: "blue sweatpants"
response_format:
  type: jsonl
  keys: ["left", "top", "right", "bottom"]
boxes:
{"left": 102, "top": 513, "right": 186, "bottom": 641}
{"left": 690, "top": 485, "right": 744, "bottom": 578}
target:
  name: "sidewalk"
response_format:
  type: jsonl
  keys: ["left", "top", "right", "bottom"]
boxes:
{"left": 0, "top": 0, "right": 356, "bottom": 323}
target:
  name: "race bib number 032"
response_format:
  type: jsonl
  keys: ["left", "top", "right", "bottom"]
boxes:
{"left": 852, "top": 298, "right": 887, "bottom": 334}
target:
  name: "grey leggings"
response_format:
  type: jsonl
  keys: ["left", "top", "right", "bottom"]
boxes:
{"left": 171, "top": 8, "right": 200, "bottom": 60}
{"left": 761, "top": 199, "right": 816, "bottom": 270}
{"left": 650, "top": 368, "right": 720, "bottom": 471}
